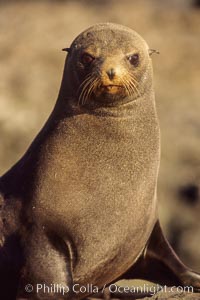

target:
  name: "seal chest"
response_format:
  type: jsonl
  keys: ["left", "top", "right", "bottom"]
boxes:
{"left": 35, "top": 103, "right": 159, "bottom": 284}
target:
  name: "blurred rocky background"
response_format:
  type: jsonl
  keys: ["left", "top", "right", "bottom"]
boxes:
{"left": 0, "top": 0, "right": 200, "bottom": 292}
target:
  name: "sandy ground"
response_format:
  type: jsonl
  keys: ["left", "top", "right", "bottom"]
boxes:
{"left": 0, "top": 0, "right": 200, "bottom": 282}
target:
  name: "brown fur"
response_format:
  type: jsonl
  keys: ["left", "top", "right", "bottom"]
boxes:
{"left": 0, "top": 23, "right": 199, "bottom": 300}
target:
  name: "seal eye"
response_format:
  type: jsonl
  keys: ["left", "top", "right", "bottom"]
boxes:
{"left": 128, "top": 54, "right": 139, "bottom": 67}
{"left": 81, "top": 53, "right": 95, "bottom": 65}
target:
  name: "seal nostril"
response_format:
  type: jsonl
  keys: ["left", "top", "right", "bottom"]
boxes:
{"left": 106, "top": 68, "right": 115, "bottom": 80}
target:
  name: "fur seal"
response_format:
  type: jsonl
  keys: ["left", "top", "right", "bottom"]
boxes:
{"left": 0, "top": 23, "right": 200, "bottom": 300}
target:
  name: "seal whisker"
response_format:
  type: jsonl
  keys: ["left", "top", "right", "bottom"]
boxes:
{"left": 86, "top": 78, "right": 99, "bottom": 104}
{"left": 123, "top": 75, "right": 136, "bottom": 98}
{"left": 128, "top": 72, "right": 139, "bottom": 85}
{"left": 82, "top": 77, "right": 98, "bottom": 105}
{"left": 122, "top": 77, "right": 133, "bottom": 97}
{"left": 86, "top": 77, "right": 100, "bottom": 104}
{"left": 78, "top": 74, "right": 93, "bottom": 92}
{"left": 82, "top": 82, "right": 92, "bottom": 105}
{"left": 79, "top": 84, "right": 90, "bottom": 105}
{"left": 78, "top": 75, "right": 96, "bottom": 105}
{"left": 80, "top": 76, "right": 98, "bottom": 105}
{"left": 130, "top": 79, "right": 141, "bottom": 97}
{"left": 128, "top": 74, "right": 141, "bottom": 97}
{"left": 78, "top": 73, "right": 96, "bottom": 94}
{"left": 128, "top": 73, "right": 140, "bottom": 90}
{"left": 78, "top": 77, "right": 91, "bottom": 105}
{"left": 78, "top": 74, "right": 93, "bottom": 98}
{"left": 128, "top": 79, "right": 138, "bottom": 96}
{"left": 121, "top": 77, "right": 131, "bottom": 97}
{"left": 129, "top": 73, "right": 140, "bottom": 88}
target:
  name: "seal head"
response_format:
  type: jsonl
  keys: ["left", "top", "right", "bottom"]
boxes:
{"left": 61, "top": 23, "right": 153, "bottom": 108}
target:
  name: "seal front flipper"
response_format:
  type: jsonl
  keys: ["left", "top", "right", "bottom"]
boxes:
{"left": 122, "top": 220, "right": 200, "bottom": 292}
{"left": 18, "top": 225, "right": 75, "bottom": 299}
{"left": 0, "top": 191, "right": 24, "bottom": 300}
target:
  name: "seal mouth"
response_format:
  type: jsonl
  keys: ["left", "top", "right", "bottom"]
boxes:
{"left": 102, "top": 84, "right": 123, "bottom": 88}
{"left": 100, "top": 84, "right": 124, "bottom": 94}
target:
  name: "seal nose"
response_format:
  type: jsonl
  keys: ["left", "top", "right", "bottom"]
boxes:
{"left": 106, "top": 68, "right": 116, "bottom": 80}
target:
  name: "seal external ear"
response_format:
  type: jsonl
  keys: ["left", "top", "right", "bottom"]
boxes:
{"left": 148, "top": 49, "right": 160, "bottom": 56}
{"left": 62, "top": 47, "right": 71, "bottom": 53}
